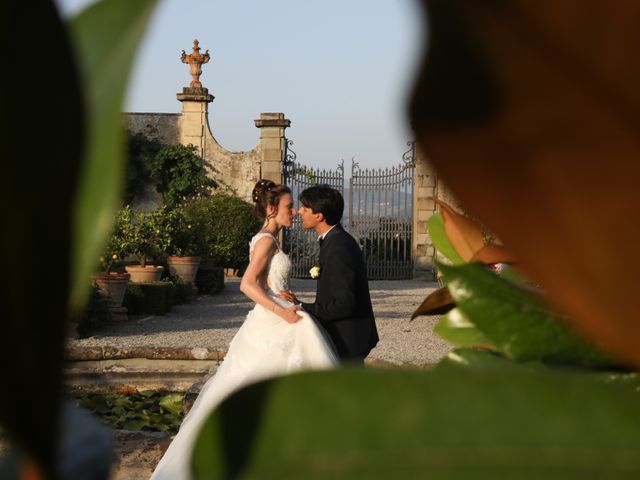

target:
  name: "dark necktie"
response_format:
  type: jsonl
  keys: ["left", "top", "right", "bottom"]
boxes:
{"left": 318, "top": 237, "right": 324, "bottom": 247}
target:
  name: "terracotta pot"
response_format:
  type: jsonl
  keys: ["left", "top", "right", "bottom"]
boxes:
{"left": 167, "top": 256, "right": 201, "bottom": 283}
{"left": 94, "top": 272, "right": 130, "bottom": 307}
{"left": 125, "top": 265, "right": 164, "bottom": 283}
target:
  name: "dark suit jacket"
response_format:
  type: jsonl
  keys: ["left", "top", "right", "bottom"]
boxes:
{"left": 302, "top": 224, "right": 379, "bottom": 360}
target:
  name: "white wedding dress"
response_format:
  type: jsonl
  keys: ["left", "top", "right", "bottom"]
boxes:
{"left": 151, "top": 232, "right": 338, "bottom": 480}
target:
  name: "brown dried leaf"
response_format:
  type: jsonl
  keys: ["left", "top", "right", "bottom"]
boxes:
{"left": 410, "top": 0, "right": 640, "bottom": 365}
{"left": 435, "top": 199, "right": 485, "bottom": 261}
{"left": 411, "top": 286, "right": 455, "bottom": 320}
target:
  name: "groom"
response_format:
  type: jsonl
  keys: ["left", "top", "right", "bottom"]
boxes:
{"left": 293, "top": 185, "right": 378, "bottom": 364}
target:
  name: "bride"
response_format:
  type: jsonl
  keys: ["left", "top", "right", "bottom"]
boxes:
{"left": 151, "top": 179, "right": 338, "bottom": 479}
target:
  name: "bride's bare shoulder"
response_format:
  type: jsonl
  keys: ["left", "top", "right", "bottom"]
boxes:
{"left": 250, "top": 234, "right": 277, "bottom": 257}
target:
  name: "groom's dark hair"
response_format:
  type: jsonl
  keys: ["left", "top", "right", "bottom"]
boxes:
{"left": 299, "top": 185, "right": 344, "bottom": 226}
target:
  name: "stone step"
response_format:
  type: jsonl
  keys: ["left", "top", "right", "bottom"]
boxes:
{"left": 64, "top": 346, "right": 222, "bottom": 393}
{"left": 63, "top": 345, "right": 406, "bottom": 394}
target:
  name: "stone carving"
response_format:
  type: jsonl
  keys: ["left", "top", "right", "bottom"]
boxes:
{"left": 181, "top": 39, "right": 210, "bottom": 88}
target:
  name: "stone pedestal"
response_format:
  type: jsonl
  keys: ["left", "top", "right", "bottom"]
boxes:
{"left": 177, "top": 87, "right": 214, "bottom": 157}
{"left": 254, "top": 113, "right": 290, "bottom": 185}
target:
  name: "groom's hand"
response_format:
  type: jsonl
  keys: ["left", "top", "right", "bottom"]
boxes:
{"left": 277, "top": 290, "right": 300, "bottom": 305}
{"left": 282, "top": 306, "right": 303, "bottom": 324}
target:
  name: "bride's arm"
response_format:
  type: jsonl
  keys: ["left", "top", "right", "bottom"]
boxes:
{"left": 240, "top": 237, "right": 302, "bottom": 324}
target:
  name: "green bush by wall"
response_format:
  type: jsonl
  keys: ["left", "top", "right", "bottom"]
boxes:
{"left": 184, "top": 195, "right": 261, "bottom": 271}
{"left": 196, "top": 265, "right": 225, "bottom": 295}
{"left": 124, "top": 282, "right": 172, "bottom": 315}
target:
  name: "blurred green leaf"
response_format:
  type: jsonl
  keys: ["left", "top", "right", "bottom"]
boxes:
{"left": 114, "top": 397, "right": 133, "bottom": 409}
{"left": 438, "top": 262, "right": 615, "bottom": 367}
{"left": 427, "top": 212, "right": 464, "bottom": 264}
{"left": 123, "top": 419, "right": 150, "bottom": 431}
{"left": 192, "top": 368, "right": 640, "bottom": 479}
{"left": 68, "top": 0, "right": 157, "bottom": 310}
{"left": 593, "top": 372, "right": 640, "bottom": 391}
{"left": 75, "top": 391, "right": 184, "bottom": 432}
{"left": 1, "top": 1, "right": 85, "bottom": 472}
{"left": 159, "top": 393, "right": 184, "bottom": 417}
{"left": 434, "top": 308, "right": 493, "bottom": 348}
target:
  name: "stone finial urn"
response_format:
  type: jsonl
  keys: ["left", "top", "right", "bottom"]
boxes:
{"left": 181, "top": 39, "right": 210, "bottom": 88}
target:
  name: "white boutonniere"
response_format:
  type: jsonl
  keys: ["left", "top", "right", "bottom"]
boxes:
{"left": 309, "top": 264, "right": 321, "bottom": 279}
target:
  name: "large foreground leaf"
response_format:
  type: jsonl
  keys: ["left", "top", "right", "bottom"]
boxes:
{"left": 0, "top": 0, "right": 156, "bottom": 474}
{"left": 192, "top": 368, "right": 640, "bottom": 479}
{"left": 437, "top": 347, "right": 537, "bottom": 372}
{"left": 434, "top": 308, "right": 492, "bottom": 348}
{"left": 1, "top": 1, "right": 83, "bottom": 474}
{"left": 439, "top": 262, "right": 614, "bottom": 367}
{"left": 69, "top": 0, "right": 157, "bottom": 311}
{"left": 409, "top": 0, "right": 640, "bottom": 366}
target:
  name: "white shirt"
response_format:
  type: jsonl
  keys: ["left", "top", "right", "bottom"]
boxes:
{"left": 319, "top": 224, "right": 338, "bottom": 241}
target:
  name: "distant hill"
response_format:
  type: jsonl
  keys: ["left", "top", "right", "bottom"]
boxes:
{"left": 342, "top": 187, "right": 413, "bottom": 226}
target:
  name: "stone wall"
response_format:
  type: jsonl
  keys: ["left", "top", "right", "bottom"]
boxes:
{"left": 124, "top": 94, "right": 288, "bottom": 204}
{"left": 126, "top": 112, "right": 180, "bottom": 145}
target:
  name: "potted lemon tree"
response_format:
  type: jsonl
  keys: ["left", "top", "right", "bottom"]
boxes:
{"left": 161, "top": 206, "right": 204, "bottom": 284}
{"left": 113, "top": 205, "right": 166, "bottom": 283}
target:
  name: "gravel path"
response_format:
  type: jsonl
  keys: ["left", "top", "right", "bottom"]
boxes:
{"left": 70, "top": 278, "right": 453, "bottom": 366}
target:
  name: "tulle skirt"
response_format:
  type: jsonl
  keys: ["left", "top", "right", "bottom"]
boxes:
{"left": 150, "top": 298, "right": 338, "bottom": 480}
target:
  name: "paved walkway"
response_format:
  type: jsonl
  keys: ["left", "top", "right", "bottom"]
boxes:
{"left": 70, "top": 278, "right": 453, "bottom": 366}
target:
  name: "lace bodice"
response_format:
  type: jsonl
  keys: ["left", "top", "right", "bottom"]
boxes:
{"left": 249, "top": 233, "right": 291, "bottom": 294}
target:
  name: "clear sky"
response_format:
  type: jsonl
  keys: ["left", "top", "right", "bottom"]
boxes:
{"left": 55, "top": 0, "right": 425, "bottom": 170}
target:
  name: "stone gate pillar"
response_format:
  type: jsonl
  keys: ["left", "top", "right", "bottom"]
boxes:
{"left": 254, "top": 113, "right": 290, "bottom": 185}
{"left": 413, "top": 145, "right": 438, "bottom": 279}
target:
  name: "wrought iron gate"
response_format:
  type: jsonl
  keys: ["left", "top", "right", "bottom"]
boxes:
{"left": 282, "top": 139, "right": 344, "bottom": 278}
{"left": 349, "top": 142, "right": 415, "bottom": 279}
{"left": 283, "top": 139, "right": 415, "bottom": 280}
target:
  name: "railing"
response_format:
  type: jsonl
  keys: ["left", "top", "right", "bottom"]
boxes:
{"left": 349, "top": 142, "right": 415, "bottom": 279}
{"left": 283, "top": 139, "right": 415, "bottom": 279}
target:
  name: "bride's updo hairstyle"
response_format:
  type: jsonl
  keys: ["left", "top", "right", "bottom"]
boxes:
{"left": 252, "top": 179, "right": 291, "bottom": 222}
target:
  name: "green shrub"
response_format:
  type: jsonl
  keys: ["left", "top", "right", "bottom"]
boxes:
{"left": 165, "top": 281, "right": 175, "bottom": 311}
{"left": 77, "top": 283, "right": 113, "bottom": 337}
{"left": 124, "top": 131, "right": 163, "bottom": 204}
{"left": 196, "top": 265, "right": 225, "bottom": 295}
{"left": 163, "top": 275, "right": 197, "bottom": 304}
{"left": 183, "top": 194, "right": 261, "bottom": 270}
{"left": 124, "top": 282, "right": 172, "bottom": 315}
